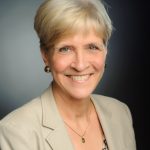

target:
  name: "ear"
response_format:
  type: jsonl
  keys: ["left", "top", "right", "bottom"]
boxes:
{"left": 40, "top": 48, "right": 49, "bottom": 66}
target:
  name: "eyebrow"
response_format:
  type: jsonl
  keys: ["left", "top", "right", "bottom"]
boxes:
{"left": 84, "top": 42, "right": 106, "bottom": 49}
{"left": 85, "top": 42, "right": 104, "bottom": 46}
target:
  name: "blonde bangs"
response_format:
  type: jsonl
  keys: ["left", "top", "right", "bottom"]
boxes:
{"left": 47, "top": 10, "right": 107, "bottom": 47}
{"left": 34, "top": 0, "right": 113, "bottom": 50}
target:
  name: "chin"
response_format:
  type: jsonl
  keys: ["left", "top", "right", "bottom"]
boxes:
{"left": 66, "top": 88, "right": 94, "bottom": 100}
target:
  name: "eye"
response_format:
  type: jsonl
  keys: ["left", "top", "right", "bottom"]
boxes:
{"left": 58, "top": 46, "right": 71, "bottom": 53}
{"left": 88, "top": 44, "right": 105, "bottom": 51}
{"left": 89, "top": 44, "right": 99, "bottom": 50}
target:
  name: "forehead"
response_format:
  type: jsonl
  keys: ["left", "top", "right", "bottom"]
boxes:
{"left": 55, "top": 28, "right": 104, "bottom": 46}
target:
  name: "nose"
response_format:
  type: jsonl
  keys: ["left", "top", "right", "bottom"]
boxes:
{"left": 71, "top": 50, "right": 90, "bottom": 72}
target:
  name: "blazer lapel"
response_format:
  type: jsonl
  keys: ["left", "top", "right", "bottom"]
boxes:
{"left": 41, "top": 85, "right": 74, "bottom": 150}
{"left": 91, "top": 95, "right": 127, "bottom": 150}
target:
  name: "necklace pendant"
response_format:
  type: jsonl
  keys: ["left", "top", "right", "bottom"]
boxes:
{"left": 82, "top": 137, "right": 85, "bottom": 143}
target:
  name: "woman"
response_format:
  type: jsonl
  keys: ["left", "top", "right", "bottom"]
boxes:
{"left": 0, "top": 0, "right": 136, "bottom": 150}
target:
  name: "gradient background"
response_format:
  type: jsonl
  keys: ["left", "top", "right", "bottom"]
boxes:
{"left": 0, "top": 0, "right": 149, "bottom": 149}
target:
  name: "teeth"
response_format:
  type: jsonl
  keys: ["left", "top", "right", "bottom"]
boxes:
{"left": 71, "top": 75, "right": 89, "bottom": 81}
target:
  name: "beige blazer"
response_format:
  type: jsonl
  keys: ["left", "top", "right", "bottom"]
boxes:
{"left": 0, "top": 85, "right": 136, "bottom": 150}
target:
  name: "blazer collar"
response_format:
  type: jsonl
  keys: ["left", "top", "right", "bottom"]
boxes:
{"left": 41, "top": 85, "right": 74, "bottom": 150}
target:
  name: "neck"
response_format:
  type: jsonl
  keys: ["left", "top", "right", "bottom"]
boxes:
{"left": 52, "top": 85, "right": 92, "bottom": 122}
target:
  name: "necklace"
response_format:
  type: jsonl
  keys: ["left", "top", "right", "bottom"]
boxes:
{"left": 64, "top": 120, "right": 90, "bottom": 143}
{"left": 64, "top": 107, "right": 92, "bottom": 143}
{"left": 102, "top": 138, "right": 109, "bottom": 150}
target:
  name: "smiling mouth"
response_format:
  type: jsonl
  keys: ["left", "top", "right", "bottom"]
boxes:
{"left": 66, "top": 74, "right": 93, "bottom": 82}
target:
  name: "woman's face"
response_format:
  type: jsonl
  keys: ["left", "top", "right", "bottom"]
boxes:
{"left": 42, "top": 29, "right": 107, "bottom": 100}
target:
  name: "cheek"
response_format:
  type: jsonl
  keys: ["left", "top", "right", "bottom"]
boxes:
{"left": 92, "top": 55, "right": 106, "bottom": 71}
{"left": 50, "top": 56, "right": 71, "bottom": 73}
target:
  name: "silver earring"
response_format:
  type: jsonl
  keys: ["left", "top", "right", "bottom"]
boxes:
{"left": 44, "top": 66, "right": 50, "bottom": 73}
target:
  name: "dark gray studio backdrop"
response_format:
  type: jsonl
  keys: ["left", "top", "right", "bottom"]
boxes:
{"left": 0, "top": 0, "right": 148, "bottom": 149}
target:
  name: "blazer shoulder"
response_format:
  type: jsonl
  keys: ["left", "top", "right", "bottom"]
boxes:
{"left": 92, "top": 94, "right": 126, "bottom": 108}
{"left": 0, "top": 97, "right": 46, "bottom": 150}
{"left": 0, "top": 97, "right": 42, "bottom": 128}
{"left": 91, "top": 94, "right": 133, "bottom": 123}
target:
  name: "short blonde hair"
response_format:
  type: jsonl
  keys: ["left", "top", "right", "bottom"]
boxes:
{"left": 34, "top": 0, "right": 113, "bottom": 50}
